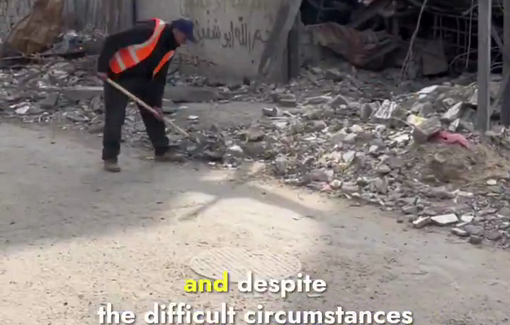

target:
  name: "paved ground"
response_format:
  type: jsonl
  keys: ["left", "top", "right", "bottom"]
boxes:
{"left": 1, "top": 122, "right": 510, "bottom": 325}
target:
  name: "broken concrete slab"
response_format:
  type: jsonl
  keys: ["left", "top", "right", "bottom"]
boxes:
{"left": 372, "top": 100, "right": 405, "bottom": 125}
{"left": 62, "top": 86, "right": 102, "bottom": 101}
{"left": 431, "top": 213, "right": 458, "bottom": 226}
{"left": 55, "top": 85, "right": 230, "bottom": 104}
{"left": 413, "top": 216, "right": 431, "bottom": 228}
{"left": 441, "top": 102, "right": 464, "bottom": 122}
{"left": 451, "top": 227, "right": 469, "bottom": 237}
{"left": 164, "top": 86, "right": 228, "bottom": 103}
{"left": 412, "top": 116, "right": 442, "bottom": 144}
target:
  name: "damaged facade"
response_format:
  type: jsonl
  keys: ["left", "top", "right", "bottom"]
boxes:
{"left": 0, "top": 0, "right": 132, "bottom": 67}
{"left": 0, "top": 0, "right": 132, "bottom": 37}
{"left": 0, "top": 0, "right": 506, "bottom": 82}
{"left": 300, "top": 0, "right": 506, "bottom": 77}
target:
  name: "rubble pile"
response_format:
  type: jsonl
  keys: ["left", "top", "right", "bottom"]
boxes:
{"left": 175, "top": 64, "right": 435, "bottom": 104}
{"left": 0, "top": 58, "right": 101, "bottom": 123}
{"left": 2, "top": 59, "right": 510, "bottom": 248}
{"left": 0, "top": 58, "right": 433, "bottom": 139}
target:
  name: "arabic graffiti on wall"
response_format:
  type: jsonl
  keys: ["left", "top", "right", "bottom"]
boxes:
{"left": 194, "top": 17, "right": 268, "bottom": 53}
{"left": 175, "top": 0, "right": 276, "bottom": 76}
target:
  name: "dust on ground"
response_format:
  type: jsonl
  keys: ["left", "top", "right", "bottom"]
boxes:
{"left": 1, "top": 123, "right": 510, "bottom": 325}
{"left": 405, "top": 142, "right": 510, "bottom": 187}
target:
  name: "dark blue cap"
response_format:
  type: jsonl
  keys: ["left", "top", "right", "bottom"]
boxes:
{"left": 173, "top": 18, "right": 196, "bottom": 43}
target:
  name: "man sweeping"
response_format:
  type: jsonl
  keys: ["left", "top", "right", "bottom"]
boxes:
{"left": 96, "top": 18, "right": 195, "bottom": 172}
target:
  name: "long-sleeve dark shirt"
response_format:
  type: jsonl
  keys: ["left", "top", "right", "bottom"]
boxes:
{"left": 97, "top": 20, "right": 178, "bottom": 107}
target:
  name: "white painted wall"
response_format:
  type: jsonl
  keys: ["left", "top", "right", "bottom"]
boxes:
{"left": 137, "top": 0, "right": 287, "bottom": 82}
{"left": 0, "top": 0, "right": 291, "bottom": 82}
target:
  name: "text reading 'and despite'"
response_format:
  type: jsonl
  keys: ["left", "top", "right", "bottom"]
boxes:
{"left": 97, "top": 271, "right": 414, "bottom": 324}
{"left": 184, "top": 271, "right": 326, "bottom": 298}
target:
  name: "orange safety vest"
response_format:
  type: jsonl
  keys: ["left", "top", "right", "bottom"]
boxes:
{"left": 109, "top": 18, "right": 175, "bottom": 77}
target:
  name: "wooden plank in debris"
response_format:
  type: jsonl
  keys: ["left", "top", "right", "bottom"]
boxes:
{"left": 476, "top": 0, "right": 491, "bottom": 131}
{"left": 412, "top": 116, "right": 442, "bottom": 144}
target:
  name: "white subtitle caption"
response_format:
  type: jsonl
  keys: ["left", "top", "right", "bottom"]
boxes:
{"left": 96, "top": 272, "right": 413, "bottom": 324}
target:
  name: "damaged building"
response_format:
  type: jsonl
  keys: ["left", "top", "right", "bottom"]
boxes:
{"left": 298, "top": 0, "right": 505, "bottom": 77}
{"left": 4, "top": 0, "right": 510, "bottom": 249}
{"left": 0, "top": 0, "right": 505, "bottom": 81}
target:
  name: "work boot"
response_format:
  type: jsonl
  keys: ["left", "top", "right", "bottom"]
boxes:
{"left": 103, "top": 160, "right": 121, "bottom": 172}
{"left": 154, "top": 151, "right": 185, "bottom": 163}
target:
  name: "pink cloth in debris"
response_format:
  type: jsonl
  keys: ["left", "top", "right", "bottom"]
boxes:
{"left": 431, "top": 131, "right": 470, "bottom": 148}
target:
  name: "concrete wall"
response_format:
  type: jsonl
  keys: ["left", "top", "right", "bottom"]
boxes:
{"left": 0, "top": 0, "right": 298, "bottom": 83}
{"left": 64, "top": 0, "right": 133, "bottom": 34}
{"left": 0, "top": 0, "right": 132, "bottom": 39}
{"left": 0, "top": 0, "right": 34, "bottom": 37}
{"left": 137, "top": 0, "right": 290, "bottom": 82}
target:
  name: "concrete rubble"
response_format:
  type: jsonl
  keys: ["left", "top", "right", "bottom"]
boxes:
{"left": 2, "top": 57, "right": 510, "bottom": 250}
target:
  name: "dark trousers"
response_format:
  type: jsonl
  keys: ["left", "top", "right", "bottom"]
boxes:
{"left": 102, "top": 79, "right": 169, "bottom": 161}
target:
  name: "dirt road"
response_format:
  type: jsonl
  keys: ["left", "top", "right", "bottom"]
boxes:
{"left": 1, "top": 123, "right": 509, "bottom": 325}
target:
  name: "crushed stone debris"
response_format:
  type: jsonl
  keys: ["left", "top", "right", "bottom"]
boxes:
{"left": 2, "top": 58, "right": 510, "bottom": 250}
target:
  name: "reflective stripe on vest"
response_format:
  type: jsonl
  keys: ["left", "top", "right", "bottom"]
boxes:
{"left": 153, "top": 50, "right": 175, "bottom": 77}
{"left": 109, "top": 18, "right": 171, "bottom": 76}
